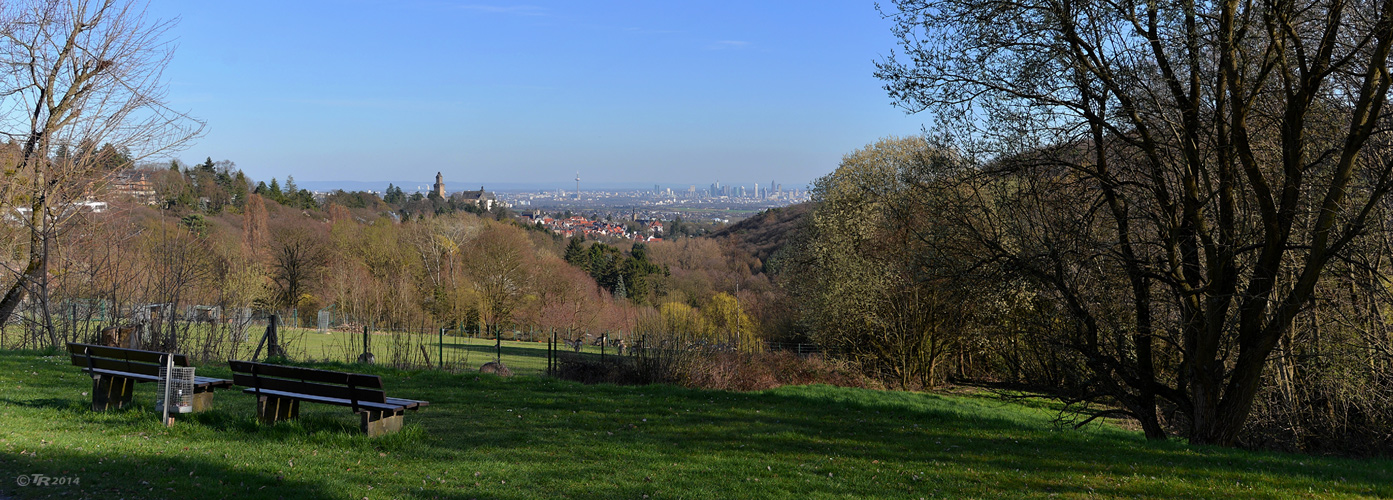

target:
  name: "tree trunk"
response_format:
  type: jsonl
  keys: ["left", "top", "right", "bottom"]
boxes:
{"left": 0, "top": 260, "right": 42, "bottom": 330}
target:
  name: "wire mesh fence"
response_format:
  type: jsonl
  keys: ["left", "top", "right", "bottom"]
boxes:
{"left": 2, "top": 300, "right": 822, "bottom": 377}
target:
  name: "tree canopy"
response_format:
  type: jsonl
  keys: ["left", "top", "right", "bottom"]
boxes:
{"left": 875, "top": 0, "right": 1393, "bottom": 446}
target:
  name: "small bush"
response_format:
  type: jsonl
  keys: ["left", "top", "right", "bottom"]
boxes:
{"left": 479, "top": 361, "right": 513, "bottom": 377}
{"left": 554, "top": 350, "right": 877, "bottom": 391}
{"left": 678, "top": 351, "right": 876, "bottom": 391}
{"left": 553, "top": 356, "right": 644, "bottom": 385}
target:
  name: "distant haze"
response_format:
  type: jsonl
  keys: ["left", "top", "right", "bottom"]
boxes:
{"left": 295, "top": 180, "right": 810, "bottom": 193}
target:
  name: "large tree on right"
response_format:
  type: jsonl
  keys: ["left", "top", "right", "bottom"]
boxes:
{"left": 876, "top": 0, "right": 1393, "bottom": 445}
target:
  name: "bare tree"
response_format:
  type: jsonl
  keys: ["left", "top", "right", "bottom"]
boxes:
{"left": 140, "top": 219, "right": 212, "bottom": 351}
{"left": 463, "top": 223, "right": 533, "bottom": 359}
{"left": 269, "top": 221, "right": 328, "bottom": 323}
{"left": 877, "top": 0, "right": 1393, "bottom": 446}
{"left": 0, "top": 0, "right": 203, "bottom": 337}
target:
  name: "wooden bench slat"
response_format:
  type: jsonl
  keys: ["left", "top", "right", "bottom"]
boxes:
{"left": 232, "top": 372, "right": 387, "bottom": 404}
{"left": 69, "top": 356, "right": 163, "bottom": 377}
{"left": 229, "top": 360, "right": 383, "bottom": 388}
{"left": 80, "top": 368, "right": 230, "bottom": 391}
{"left": 67, "top": 343, "right": 188, "bottom": 366}
{"left": 80, "top": 367, "right": 161, "bottom": 382}
{"left": 385, "top": 397, "right": 428, "bottom": 409}
{"left": 238, "top": 388, "right": 404, "bottom": 412}
{"left": 194, "top": 376, "right": 234, "bottom": 388}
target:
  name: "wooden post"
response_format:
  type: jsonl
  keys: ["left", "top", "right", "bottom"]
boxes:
{"left": 419, "top": 344, "right": 433, "bottom": 369}
{"left": 357, "top": 324, "right": 374, "bottom": 364}
{"left": 266, "top": 314, "right": 284, "bottom": 358}
{"left": 438, "top": 327, "right": 444, "bottom": 370}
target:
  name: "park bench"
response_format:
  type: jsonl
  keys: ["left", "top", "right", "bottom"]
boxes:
{"left": 228, "top": 360, "right": 429, "bottom": 436}
{"left": 66, "top": 342, "right": 233, "bottom": 412}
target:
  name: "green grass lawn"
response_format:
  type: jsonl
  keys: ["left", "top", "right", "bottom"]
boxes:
{"left": 0, "top": 349, "right": 1389, "bottom": 499}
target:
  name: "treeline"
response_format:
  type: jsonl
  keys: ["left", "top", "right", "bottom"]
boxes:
{"left": 137, "top": 159, "right": 509, "bottom": 220}
{"left": 6, "top": 172, "right": 783, "bottom": 360}
{"left": 779, "top": 137, "right": 1393, "bottom": 457}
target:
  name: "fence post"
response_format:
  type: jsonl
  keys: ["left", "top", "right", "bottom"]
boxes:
{"left": 438, "top": 327, "right": 444, "bottom": 370}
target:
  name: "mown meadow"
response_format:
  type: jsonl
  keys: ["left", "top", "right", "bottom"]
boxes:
{"left": 0, "top": 348, "right": 1389, "bottom": 499}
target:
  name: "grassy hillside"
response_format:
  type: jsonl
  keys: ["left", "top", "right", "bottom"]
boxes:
{"left": 0, "top": 349, "right": 1388, "bottom": 499}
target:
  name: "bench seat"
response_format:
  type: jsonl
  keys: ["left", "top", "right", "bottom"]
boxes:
{"left": 238, "top": 387, "right": 418, "bottom": 413}
{"left": 81, "top": 367, "right": 232, "bottom": 390}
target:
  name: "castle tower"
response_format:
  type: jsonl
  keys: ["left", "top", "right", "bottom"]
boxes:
{"left": 433, "top": 172, "right": 445, "bottom": 198}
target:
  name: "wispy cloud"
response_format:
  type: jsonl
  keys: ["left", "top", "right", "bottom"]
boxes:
{"left": 707, "top": 40, "right": 750, "bottom": 50}
{"left": 453, "top": 4, "right": 548, "bottom": 16}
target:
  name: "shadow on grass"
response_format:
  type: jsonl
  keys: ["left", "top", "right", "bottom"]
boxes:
{"left": 0, "top": 397, "right": 81, "bottom": 412}
{"left": 0, "top": 447, "right": 343, "bottom": 500}
{"left": 394, "top": 377, "right": 1393, "bottom": 499}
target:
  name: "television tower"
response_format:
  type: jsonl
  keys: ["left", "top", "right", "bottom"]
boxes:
{"left": 575, "top": 171, "right": 581, "bottom": 200}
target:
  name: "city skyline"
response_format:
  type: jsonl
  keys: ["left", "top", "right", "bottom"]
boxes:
{"left": 291, "top": 174, "right": 810, "bottom": 195}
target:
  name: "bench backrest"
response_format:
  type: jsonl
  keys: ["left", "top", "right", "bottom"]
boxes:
{"left": 67, "top": 343, "right": 189, "bottom": 377}
{"left": 229, "top": 360, "right": 387, "bottom": 409}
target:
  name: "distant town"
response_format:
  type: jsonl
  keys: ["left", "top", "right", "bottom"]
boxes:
{"left": 300, "top": 174, "right": 811, "bottom": 239}
{"left": 99, "top": 168, "right": 811, "bottom": 242}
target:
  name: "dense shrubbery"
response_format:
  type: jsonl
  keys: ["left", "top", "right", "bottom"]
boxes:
{"left": 556, "top": 349, "right": 875, "bottom": 392}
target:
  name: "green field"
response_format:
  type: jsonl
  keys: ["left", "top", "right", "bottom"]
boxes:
{"left": 248, "top": 327, "right": 609, "bottom": 375}
{"left": 2, "top": 323, "right": 608, "bottom": 375}
{"left": 0, "top": 349, "right": 1389, "bottom": 499}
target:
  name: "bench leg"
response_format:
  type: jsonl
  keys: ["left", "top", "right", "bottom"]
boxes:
{"left": 190, "top": 391, "right": 214, "bottom": 412}
{"left": 360, "top": 409, "right": 404, "bottom": 437}
{"left": 91, "top": 375, "right": 134, "bottom": 411}
{"left": 256, "top": 396, "right": 300, "bottom": 424}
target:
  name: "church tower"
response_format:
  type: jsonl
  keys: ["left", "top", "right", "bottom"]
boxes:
{"left": 433, "top": 172, "right": 445, "bottom": 198}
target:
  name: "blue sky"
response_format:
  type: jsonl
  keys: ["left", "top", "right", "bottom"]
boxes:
{"left": 147, "top": 1, "right": 926, "bottom": 189}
